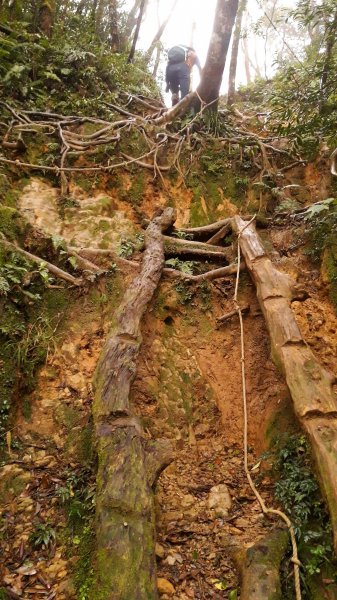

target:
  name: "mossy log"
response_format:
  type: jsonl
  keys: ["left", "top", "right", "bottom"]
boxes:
{"left": 233, "top": 528, "right": 289, "bottom": 600}
{"left": 233, "top": 215, "right": 337, "bottom": 553}
{"left": 92, "top": 208, "right": 175, "bottom": 600}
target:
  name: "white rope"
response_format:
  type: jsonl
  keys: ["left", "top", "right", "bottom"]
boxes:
{"left": 234, "top": 217, "right": 302, "bottom": 600}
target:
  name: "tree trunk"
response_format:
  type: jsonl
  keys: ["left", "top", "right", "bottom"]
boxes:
{"left": 241, "top": 38, "right": 251, "bottom": 84}
{"left": 227, "top": 0, "right": 247, "bottom": 105}
{"left": 145, "top": 0, "right": 179, "bottom": 64}
{"left": 38, "top": 0, "right": 55, "bottom": 38}
{"left": 124, "top": 0, "right": 142, "bottom": 38}
{"left": 92, "top": 207, "right": 175, "bottom": 600}
{"left": 95, "top": 0, "right": 105, "bottom": 38}
{"left": 319, "top": 7, "right": 337, "bottom": 114}
{"left": 233, "top": 216, "right": 337, "bottom": 554}
{"left": 127, "top": 0, "right": 146, "bottom": 63}
{"left": 197, "top": 0, "right": 239, "bottom": 107}
{"left": 152, "top": 43, "right": 161, "bottom": 77}
{"left": 109, "top": 0, "right": 120, "bottom": 51}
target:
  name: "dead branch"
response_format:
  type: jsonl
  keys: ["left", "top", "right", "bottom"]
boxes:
{"left": 217, "top": 303, "right": 249, "bottom": 322}
{"left": 207, "top": 223, "right": 232, "bottom": 245}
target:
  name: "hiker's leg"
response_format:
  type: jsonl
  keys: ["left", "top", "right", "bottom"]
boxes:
{"left": 178, "top": 63, "right": 191, "bottom": 99}
{"left": 166, "top": 64, "right": 179, "bottom": 106}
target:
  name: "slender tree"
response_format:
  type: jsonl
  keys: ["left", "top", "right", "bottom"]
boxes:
{"left": 145, "top": 0, "right": 180, "bottom": 64}
{"left": 241, "top": 38, "right": 251, "bottom": 83}
{"left": 127, "top": 0, "right": 146, "bottom": 63}
{"left": 197, "top": 0, "right": 239, "bottom": 107}
{"left": 38, "top": 0, "right": 55, "bottom": 37}
{"left": 319, "top": 5, "right": 337, "bottom": 113}
{"left": 109, "top": 0, "right": 120, "bottom": 50}
{"left": 227, "top": 0, "right": 247, "bottom": 105}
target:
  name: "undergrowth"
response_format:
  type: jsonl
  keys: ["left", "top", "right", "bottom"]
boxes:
{"left": 272, "top": 434, "right": 337, "bottom": 598}
{"left": 56, "top": 467, "right": 96, "bottom": 600}
{"left": 304, "top": 199, "right": 337, "bottom": 311}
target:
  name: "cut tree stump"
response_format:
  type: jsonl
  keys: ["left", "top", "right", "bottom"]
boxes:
{"left": 92, "top": 207, "right": 175, "bottom": 600}
{"left": 233, "top": 215, "right": 337, "bottom": 553}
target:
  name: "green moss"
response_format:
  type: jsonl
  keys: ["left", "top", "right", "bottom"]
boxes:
{"left": 74, "top": 523, "right": 95, "bottom": 600}
{"left": 0, "top": 206, "right": 27, "bottom": 241}
{"left": 323, "top": 246, "right": 337, "bottom": 311}
{"left": 0, "top": 468, "right": 30, "bottom": 504}
{"left": 128, "top": 171, "right": 145, "bottom": 206}
{"left": 55, "top": 405, "right": 82, "bottom": 429}
{"left": 22, "top": 398, "right": 32, "bottom": 421}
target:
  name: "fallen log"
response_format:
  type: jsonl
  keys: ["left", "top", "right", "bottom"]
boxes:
{"left": 233, "top": 215, "right": 337, "bottom": 553}
{"left": 92, "top": 207, "right": 175, "bottom": 599}
{"left": 233, "top": 528, "right": 289, "bottom": 600}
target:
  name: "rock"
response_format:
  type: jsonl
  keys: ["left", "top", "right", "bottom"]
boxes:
{"left": 60, "top": 342, "right": 78, "bottom": 362}
{"left": 163, "top": 510, "right": 184, "bottom": 523}
{"left": 155, "top": 543, "right": 165, "bottom": 559}
{"left": 234, "top": 517, "right": 250, "bottom": 529}
{"left": 57, "top": 578, "right": 76, "bottom": 597}
{"left": 208, "top": 484, "right": 232, "bottom": 518}
{"left": 166, "top": 552, "right": 183, "bottom": 566}
{"left": 181, "top": 494, "right": 195, "bottom": 508}
{"left": 34, "top": 455, "right": 57, "bottom": 468}
{"left": 157, "top": 577, "right": 175, "bottom": 596}
{"left": 66, "top": 372, "right": 87, "bottom": 392}
{"left": 0, "top": 465, "right": 31, "bottom": 504}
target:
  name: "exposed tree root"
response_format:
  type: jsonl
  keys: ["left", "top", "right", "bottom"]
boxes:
{"left": 92, "top": 207, "right": 175, "bottom": 599}
{"left": 177, "top": 218, "right": 232, "bottom": 237}
{"left": 0, "top": 237, "right": 82, "bottom": 286}
{"left": 164, "top": 262, "right": 244, "bottom": 282}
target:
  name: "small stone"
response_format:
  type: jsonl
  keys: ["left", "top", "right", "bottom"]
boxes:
{"left": 208, "top": 484, "right": 232, "bottom": 518}
{"left": 157, "top": 577, "right": 175, "bottom": 596}
{"left": 155, "top": 543, "right": 165, "bottom": 559}
{"left": 66, "top": 372, "right": 87, "bottom": 392}
{"left": 181, "top": 494, "right": 195, "bottom": 508}
{"left": 60, "top": 342, "right": 78, "bottom": 362}
{"left": 234, "top": 517, "right": 250, "bottom": 529}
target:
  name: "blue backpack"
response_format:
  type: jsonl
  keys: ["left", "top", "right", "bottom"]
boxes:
{"left": 168, "top": 46, "right": 187, "bottom": 64}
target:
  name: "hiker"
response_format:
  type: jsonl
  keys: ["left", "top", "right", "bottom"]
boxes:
{"left": 165, "top": 45, "right": 201, "bottom": 106}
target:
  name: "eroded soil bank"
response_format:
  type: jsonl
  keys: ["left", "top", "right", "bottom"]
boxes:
{"left": 1, "top": 174, "right": 337, "bottom": 599}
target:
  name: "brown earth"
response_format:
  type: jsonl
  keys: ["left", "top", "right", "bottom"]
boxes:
{"left": 1, "top": 175, "right": 337, "bottom": 599}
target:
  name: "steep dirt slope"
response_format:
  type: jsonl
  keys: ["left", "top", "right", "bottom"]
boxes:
{"left": 1, "top": 164, "right": 337, "bottom": 600}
